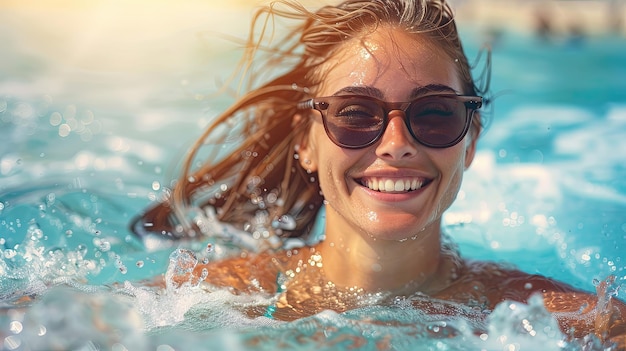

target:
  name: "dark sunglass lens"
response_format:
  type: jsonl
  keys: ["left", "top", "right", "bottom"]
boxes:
{"left": 325, "top": 97, "right": 384, "bottom": 147}
{"left": 407, "top": 96, "right": 467, "bottom": 147}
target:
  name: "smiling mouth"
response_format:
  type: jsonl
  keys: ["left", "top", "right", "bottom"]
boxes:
{"left": 360, "top": 177, "right": 430, "bottom": 193}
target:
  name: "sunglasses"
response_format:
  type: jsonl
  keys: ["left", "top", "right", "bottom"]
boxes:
{"left": 298, "top": 94, "right": 482, "bottom": 149}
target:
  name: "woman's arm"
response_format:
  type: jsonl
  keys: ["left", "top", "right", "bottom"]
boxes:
{"left": 497, "top": 268, "right": 626, "bottom": 343}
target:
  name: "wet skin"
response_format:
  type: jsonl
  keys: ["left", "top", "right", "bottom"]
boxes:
{"left": 168, "top": 27, "right": 626, "bottom": 346}
{"left": 295, "top": 26, "right": 477, "bottom": 294}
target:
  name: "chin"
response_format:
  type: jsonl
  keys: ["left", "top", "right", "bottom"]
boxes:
{"left": 362, "top": 212, "right": 441, "bottom": 242}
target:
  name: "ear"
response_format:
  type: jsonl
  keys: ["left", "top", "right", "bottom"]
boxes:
{"left": 293, "top": 114, "right": 318, "bottom": 173}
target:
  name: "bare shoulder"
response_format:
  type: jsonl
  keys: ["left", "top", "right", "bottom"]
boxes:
{"left": 437, "top": 260, "right": 626, "bottom": 342}
{"left": 188, "top": 251, "right": 281, "bottom": 294}
{"left": 190, "top": 247, "right": 315, "bottom": 294}
{"left": 435, "top": 260, "right": 582, "bottom": 306}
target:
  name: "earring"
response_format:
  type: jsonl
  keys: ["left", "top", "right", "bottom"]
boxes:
{"left": 304, "top": 159, "right": 312, "bottom": 174}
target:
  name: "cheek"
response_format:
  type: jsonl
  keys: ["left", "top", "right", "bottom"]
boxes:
{"left": 437, "top": 148, "right": 468, "bottom": 199}
{"left": 315, "top": 146, "right": 364, "bottom": 199}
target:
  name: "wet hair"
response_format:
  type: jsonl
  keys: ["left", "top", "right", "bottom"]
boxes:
{"left": 133, "top": 0, "right": 490, "bottom": 242}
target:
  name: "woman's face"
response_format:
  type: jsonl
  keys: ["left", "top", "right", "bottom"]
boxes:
{"left": 299, "top": 26, "right": 477, "bottom": 243}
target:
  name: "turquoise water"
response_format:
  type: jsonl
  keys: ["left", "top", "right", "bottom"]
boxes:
{"left": 1, "top": 7, "right": 626, "bottom": 350}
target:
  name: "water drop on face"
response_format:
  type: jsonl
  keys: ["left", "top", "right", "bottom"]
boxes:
{"left": 371, "top": 263, "right": 382, "bottom": 272}
{"left": 367, "top": 211, "right": 378, "bottom": 222}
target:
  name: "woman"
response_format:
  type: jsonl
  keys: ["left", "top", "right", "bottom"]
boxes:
{"left": 133, "top": 0, "right": 625, "bottom": 344}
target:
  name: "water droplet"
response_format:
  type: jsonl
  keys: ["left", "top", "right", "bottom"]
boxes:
{"left": 9, "top": 321, "right": 23, "bottom": 334}
{"left": 49, "top": 111, "right": 62, "bottom": 126}
{"left": 165, "top": 248, "right": 199, "bottom": 288}
{"left": 4, "top": 249, "right": 17, "bottom": 259}
{"left": 272, "top": 214, "right": 296, "bottom": 230}
{"left": 58, "top": 123, "right": 71, "bottom": 137}
{"left": 94, "top": 238, "right": 111, "bottom": 252}
{"left": 136, "top": 260, "right": 144, "bottom": 268}
{"left": 3, "top": 335, "right": 21, "bottom": 349}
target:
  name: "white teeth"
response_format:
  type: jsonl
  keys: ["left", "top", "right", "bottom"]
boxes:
{"left": 385, "top": 179, "right": 395, "bottom": 192}
{"left": 364, "top": 178, "right": 425, "bottom": 193}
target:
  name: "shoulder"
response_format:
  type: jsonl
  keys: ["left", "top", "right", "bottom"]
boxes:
{"left": 437, "top": 260, "right": 586, "bottom": 308}
{"left": 470, "top": 260, "right": 582, "bottom": 294}
{"left": 445, "top": 260, "right": 626, "bottom": 341}
{"left": 193, "top": 248, "right": 311, "bottom": 294}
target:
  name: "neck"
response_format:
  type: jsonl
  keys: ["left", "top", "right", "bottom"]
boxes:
{"left": 316, "top": 224, "right": 449, "bottom": 294}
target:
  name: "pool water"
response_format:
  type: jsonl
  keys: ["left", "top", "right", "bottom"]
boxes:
{"left": 1, "top": 4, "right": 626, "bottom": 351}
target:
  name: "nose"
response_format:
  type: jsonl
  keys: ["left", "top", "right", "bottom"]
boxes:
{"left": 375, "top": 110, "right": 419, "bottom": 160}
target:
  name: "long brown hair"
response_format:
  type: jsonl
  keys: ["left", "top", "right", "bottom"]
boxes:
{"left": 133, "top": 0, "right": 490, "bottom": 242}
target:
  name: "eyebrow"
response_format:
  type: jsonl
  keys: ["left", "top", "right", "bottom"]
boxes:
{"left": 408, "top": 84, "right": 459, "bottom": 99}
{"left": 330, "top": 84, "right": 459, "bottom": 100}
{"left": 331, "top": 86, "right": 384, "bottom": 99}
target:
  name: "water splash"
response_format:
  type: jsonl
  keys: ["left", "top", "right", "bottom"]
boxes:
{"left": 0, "top": 228, "right": 102, "bottom": 301}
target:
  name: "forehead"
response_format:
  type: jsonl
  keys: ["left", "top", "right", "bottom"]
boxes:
{"left": 317, "top": 26, "right": 461, "bottom": 99}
